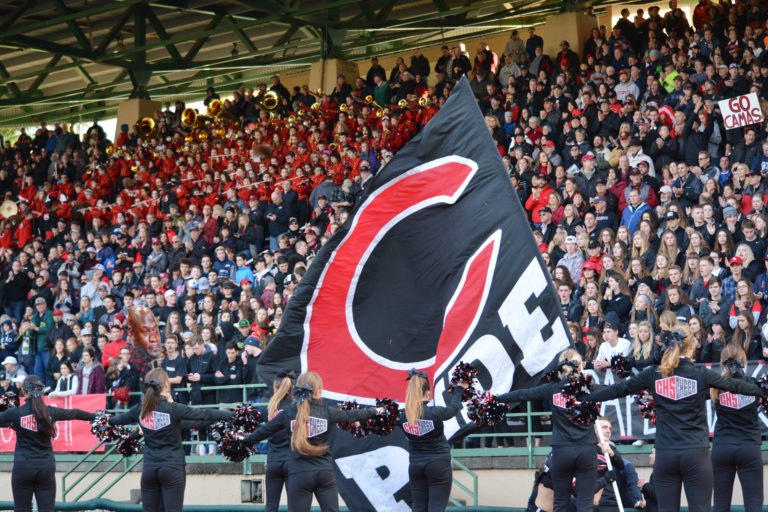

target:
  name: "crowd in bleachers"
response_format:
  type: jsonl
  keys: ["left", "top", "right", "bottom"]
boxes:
{"left": 0, "top": 0, "right": 767, "bottom": 456}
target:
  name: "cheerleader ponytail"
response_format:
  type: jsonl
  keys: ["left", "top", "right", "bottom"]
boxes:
{"left": 405, "top": 369, "right": 430, "bottom": 425}
{"left": 557, "top": 349, "right": 583, "bottom": 380}
{"left": 141, "top": 368, "right": 170, "bottom": 420}
{"left": 659, "top": 326, "right": 693, "bottom": 377}
{"left": 268, "top": 369, "right": 296, "bottom": 418}
{"left": 290, "top": 372, "right": 328, "bottom": 456}
{"left": 710, "top": 345, "right": 747, "bottom": 402}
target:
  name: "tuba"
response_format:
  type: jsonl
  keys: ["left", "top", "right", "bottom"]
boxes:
{"left": 181, "top": 108, "right": 212, "bottom": 130}
{"left": 135, "top": 117, "right": 157, "bottom": 139}
{"left": 255, "top": 90, "right": 282, "bottom": 112}
{"left": 207, "top": 99, "right": 238, "bottom": 126}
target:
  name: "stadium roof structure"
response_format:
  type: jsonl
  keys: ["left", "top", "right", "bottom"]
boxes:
{"left": 0, "top": 0, "right": 612, "bottom": 127}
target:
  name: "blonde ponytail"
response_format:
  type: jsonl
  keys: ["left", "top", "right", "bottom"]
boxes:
{"left": 290, "top": 372, "right": 328, "bottom": 456}
{"left": 658, "top": 326, "right": 693, "bottom": 377}
{"left": 268, "top": 376, "right": 294, "bottom": 418}
{"left": 405, "top": 372, "right": 430, "bottom": 425}
{"left": 557, "top": 349, "right": 583, "bottom": 380}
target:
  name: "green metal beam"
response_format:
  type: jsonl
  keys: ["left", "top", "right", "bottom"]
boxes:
{"left": 0, "top": 0, "right": 145, "bottom": 41}
{"left": 26, "top": 54, "right": 63, "bottom": 97}
{"left": 94, "top": 5, "right": 136, "bottom": 55}
{"left": 51, "top": 0, "right": 93, "bottom": 53}
{"left": 183, "top": 9, "right": 227, "bottom": 64}
{"left": 229, "top": 16, "right": 257, "bottom": 52}
{"left": 143, "top": 5, "right": 184, "bottom": 63}
{"left": 0, "top": 0, "right": 34, "bottom": 33}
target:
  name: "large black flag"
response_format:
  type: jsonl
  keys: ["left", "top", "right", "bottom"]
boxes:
{"left": 258, "top": 77, "right": 571, "bottom": 511}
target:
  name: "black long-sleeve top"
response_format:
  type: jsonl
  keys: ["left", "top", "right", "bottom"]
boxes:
{"left": 399, "top": 385, "right": 463, "bottom": 463}
{"left": 110, "top": 399, "right": 231, "bottom": 466}
{"left": 243, "top": 400, "right": 375, "bottom": 474}
{"left": 0, "top": 404, "right": 94, "bottom": 468}
{"left": 266, "top": 398, "right": 292, "bottom": 463}
{"left": 497, "top": 380, "right": 597, "bottom": 446}
{"left": 586, "top": 359, "right": 764, "bottom": 449}
{"left": 713, "top": 375, "right": 762, "bottom": 446}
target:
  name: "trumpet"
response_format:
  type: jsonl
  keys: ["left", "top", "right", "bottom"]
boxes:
{"left": 328, "top": 142, "right": 336, "bottom": 151}
{"left": 311, "top": 102, "right": 320, "bottom": 111}
{"left": 339, "top": 104, "right": 348, "bottom": 112}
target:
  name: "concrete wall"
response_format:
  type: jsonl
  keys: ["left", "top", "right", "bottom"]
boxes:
{"left": 0, "top": 464, "right": 762, "bottom": 507}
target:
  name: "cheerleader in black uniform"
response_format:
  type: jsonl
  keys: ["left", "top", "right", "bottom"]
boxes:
{"left": 710, "top": 345, "right": 763, "bottom": 512}
{"left": 496, "top": 349, "right": 597, "bottom": 512}
{"left": 585, "top": 326, "right": 765, "bottom": 512}
{"left": 243, "top": 371, "right": 379, "bottom": 512}
{"left": 0, "top": 375, "right": 94, "bottom": 512}
{"left": 264, "top": 369, "right": 296, "bottom": 512}
{"left": 400, "top": 369, "right": 468, "bottom": 512}
{"left": 109, "top": 368, "right": 232, "bottom": 512}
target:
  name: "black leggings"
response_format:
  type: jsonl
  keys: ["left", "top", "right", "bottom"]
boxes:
{"left": 141, "top": 464, "right": 186, "bottom": 512}
{"left": 655, "top": 447, "right": 713, "bottom": 512}
{"left": 409, "top": 458, "right": 453, "bottom": 512}
{"left": 286, "top": 469, "right": 339, "bottom": 512}
{"left": 266, "top": 460, "right": 289, "bottom": 512}
{"left": 550, "top": 444, "right": 597, "bottom": 512}
{"left": 712, "top": 444, "right": 763, "bottom": 512}
{"left": 12, "top": 466, "right": 56, "bottom": 512}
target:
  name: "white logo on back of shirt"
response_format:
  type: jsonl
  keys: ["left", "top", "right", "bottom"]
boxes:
{"left": 719, "top": 392, "right": 755, "bottom": 410}
{"left": 140, "top": 411, "right": 171, "bottom": 430}
{"left": 402, "top": 419, "right": 435, "bottom": 436}
{"left": 290, "top": 416, "right": 328, "bottom": 437}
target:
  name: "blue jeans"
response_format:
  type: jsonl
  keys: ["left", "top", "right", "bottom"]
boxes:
{"left": 34, "top": 351, "right": 49, "bottom": 385}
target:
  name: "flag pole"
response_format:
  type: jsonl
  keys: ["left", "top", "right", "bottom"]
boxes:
{"left": 596, "top": 424, "right": 625, "bottom": 512}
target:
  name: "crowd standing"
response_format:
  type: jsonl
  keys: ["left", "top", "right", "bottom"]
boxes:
{"left": 0, "top": 0, "right": 767, "bottom": 460}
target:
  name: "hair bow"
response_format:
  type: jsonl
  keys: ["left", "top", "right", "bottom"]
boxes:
{"left": 143, "top": 379, "right": 160, "bottom": 393}
{"left": 659, "top": 329, "right": 686, "bottom": 350}
{"left": 559, "top": 360, "right": 580, "bottom": 371}
{"left": 292, "top": 384, "right": 314, "bottom": 405}
{"left": 277, "top": 369, "right": 297, "bottom": 380}
{"left": 22, "top": 379, "right": 44, "bottom": 398}
{"left": 722, "top": 358, "right": 744, "bottom": 377}
{"left": 406, "top": 368, "right": 428, "bottom": 380}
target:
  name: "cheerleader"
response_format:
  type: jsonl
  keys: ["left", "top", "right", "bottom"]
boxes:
{"left": 710, "top": 345, "right": 763, "bottom": 512}
{"left": 243, "top": 371, "right": 379, "bottom": 512}
{"left": 496, "top": 349, "right": 597, "bottom": 512}
{"left": 0, "top": 375, "right": 94, "bottom": 512}
{"left": 264, "top": 369, "right": 296, "bottom": 512}
{"left": 585, "top": 326, "right": 765, "bottom": 512}
{"left": 401, "top": 369, "right": 468, "bottom": 512}
{"left": 109, "top": 368, "right": 232, "bottom": 512}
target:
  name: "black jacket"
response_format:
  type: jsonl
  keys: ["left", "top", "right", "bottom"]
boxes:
{"left": 713, "top": 375, "right": 761, "bottom": 446}
{"left": 266, "top": 397, "right": 293, "bottom": 462}
{"left": 0, "top": 403, "right": 93, "bottom": 467}
{"left": 398, "top": 385, "right": 463, "bottom": 463}
{"left": 214, "top": 357, "right": 245, "bottom": 404}
{"left": 244, "top": 400, "right": 375, "bottom": 473}
{"left": 110, "top": 399, "right": 231, "bottom": 466}
{"left": 498, "top": 380, "right": 597, "bottom": 446}
{"left": 188, "top": 351, "right": 217, "bottom": 404}
{"left": 586, "top": 359, "right": 764, "bottom": 449}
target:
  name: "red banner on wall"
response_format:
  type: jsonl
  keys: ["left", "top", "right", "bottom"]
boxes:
{"left": 0, "top": 394, "right": 106, "bottom": 453}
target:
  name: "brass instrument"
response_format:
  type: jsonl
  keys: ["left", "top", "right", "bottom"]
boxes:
{"left": 207, "top": 99, "right": 238, "bottom": 126}
{"left": 328, "top": 142, "right": 336, "bottom": 151}
{"left": 106, "top": 144, "right": 116, "bottom": 154}
{"left": 339, "top": 104, "right": 348, "bottom": 112}
{"left": 255, "top": 90, "right": 281, "bottom": 112}
{"left": 180, "top": 108, "right": 212, "bottom": 130}
{"left": 398, "top": 99, "right": 408, "bottom": 108}
{"left": 419, "top": 97, "right": 429, "bottom": 107}
{"left": 135, "top": 117, "right": 157, "bottom": 139}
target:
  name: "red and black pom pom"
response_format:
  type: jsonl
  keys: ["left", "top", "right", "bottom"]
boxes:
{"left": 467, "top": 392, "right": 509, "bottom": 426}
{"left": 757, "top": 375, "right": 768, "bottom": 415}
{"left": 610, "top": 355, "right": 633, "bottom": 378}
{"left": 0, "top": 391, "right": 19, "bottom": 412}
{"left": 561, "top": 375, "right": 599, "bottom": 426}
{"left": 337, "top": 398, "right": 400, "bottom": 438}
{"left": 635, "top": 391, "right": 656, "bottom": 424}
